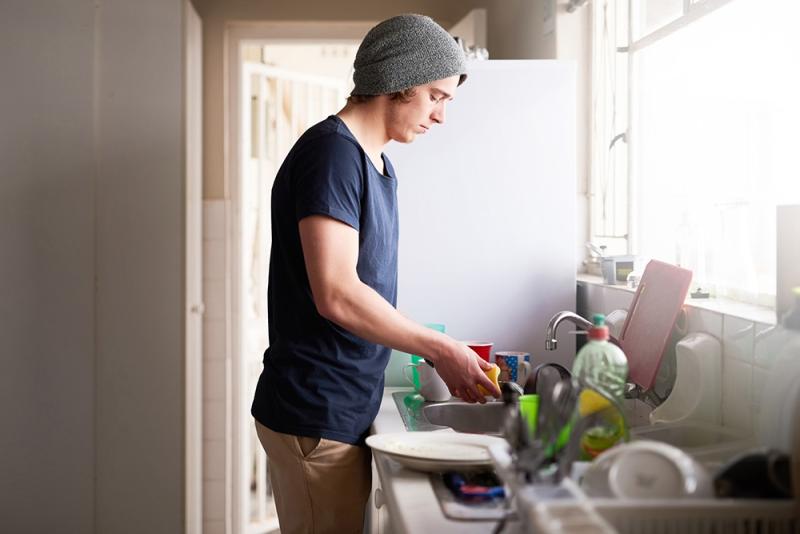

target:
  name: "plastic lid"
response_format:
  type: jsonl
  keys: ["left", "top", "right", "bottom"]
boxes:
{"left": 589, "top": 314, "right": 609, "bottom": 341}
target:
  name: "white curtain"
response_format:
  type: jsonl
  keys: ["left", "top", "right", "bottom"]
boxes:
{"left": 633, "top": 0, "right": 800, "bottom": 306}
{"left": 593, "top": 0, "right": 800, "bottom": 306}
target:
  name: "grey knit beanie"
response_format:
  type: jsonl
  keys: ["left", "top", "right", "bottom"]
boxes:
{"left": 351, "top": 14, "right": 468, "bottom": 96}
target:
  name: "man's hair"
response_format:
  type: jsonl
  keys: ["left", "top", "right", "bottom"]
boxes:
{"left": 347, "top": 87, "right": 418, "bottom": 105}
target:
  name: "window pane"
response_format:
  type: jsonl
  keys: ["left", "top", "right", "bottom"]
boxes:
{"left": 633, "top": 0, "right": 800, "bottom": 305}
{"left": 591, "top": 0, "right": 630, "bottom": 247}
{"left": 632, "top": 0, "right": 685, "bottom": 40}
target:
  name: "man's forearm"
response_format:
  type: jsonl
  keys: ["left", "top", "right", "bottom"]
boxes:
{"left": 316, "top": 278, "right": 453, "bottom": 364}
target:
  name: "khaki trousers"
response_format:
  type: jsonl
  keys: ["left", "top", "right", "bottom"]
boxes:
{"left": 255, "top": 420, "right": 372, "bottom": 534}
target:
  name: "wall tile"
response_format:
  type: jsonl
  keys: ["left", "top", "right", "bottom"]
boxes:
{"left": 721, "top": 357, "right": 753, "bottom": 434}
{"left": 723, "top": 315, "right": 754, "bottom": 363}
{"left": 203, "top": 438, "right": 226, "bottom": 481}
{"left": 204, "top": 358, "right": 226, "bottom": 401}
{"left": 203, "top": 318, "right": 226, "bottom": 361}
{"left": 204, "top": 279, "right": 226, "bottom": 320}
{"left": 204, "top": 400, "right": 226, "bottom": 440}
{"left": 685, "top": 307, "right": 723, "bottom": 339}
{"left": 203, "top": 479, "right": 226, "bottom": 521}
{"left": 599, "top": 286, "right": 635, "bottom": 315}
{"left": 754, "top": 323, "right": 791, "bottom": 369}
{"left": 203, "top": 239, "right": 225, "bottom": 281}
{"left": 751, "top": 366, "right": 769, "bottom": 414}
{"left": 203, "top": 200, "right": 226, "bottom": 241}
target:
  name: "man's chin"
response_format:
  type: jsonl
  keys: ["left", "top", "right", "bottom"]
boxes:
{"left": 391, "top": 134, "right": 416, "bottom": 144}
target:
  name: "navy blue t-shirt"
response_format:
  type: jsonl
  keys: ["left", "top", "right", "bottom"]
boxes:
{"left": 251, "top": 115, "right": 399, "bottom": 445}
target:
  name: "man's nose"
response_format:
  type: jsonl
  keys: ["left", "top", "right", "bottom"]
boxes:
{"left": 431, "top": 103, "right": 446, "bottom": 125}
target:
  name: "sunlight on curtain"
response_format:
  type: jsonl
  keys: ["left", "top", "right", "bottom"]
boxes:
{"left": 634, "top": 0, "right": 800, "bottom": 306}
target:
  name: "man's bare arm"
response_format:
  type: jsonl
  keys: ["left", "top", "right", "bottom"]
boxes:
{"left": 298, "top": 214, "right": 499, "bottom": 402}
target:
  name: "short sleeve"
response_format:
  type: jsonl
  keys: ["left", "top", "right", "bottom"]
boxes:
{"left": 294, "top": 134, "right": 364, "bottom": 231}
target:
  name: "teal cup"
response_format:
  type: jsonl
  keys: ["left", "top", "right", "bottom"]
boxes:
{"left": 410, "top": 323, "right": 446, "bottom": 391}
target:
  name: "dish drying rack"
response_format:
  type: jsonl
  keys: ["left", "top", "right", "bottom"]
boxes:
{"left": 519, "top": 478, "right": 797, "bottom": 534}
{"left": 490, "top": 374, "right": 798, "bottom": 533}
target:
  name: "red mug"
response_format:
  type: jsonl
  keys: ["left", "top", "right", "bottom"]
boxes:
{"left": 463, "top": 341, "right": 493, "bottom": 362}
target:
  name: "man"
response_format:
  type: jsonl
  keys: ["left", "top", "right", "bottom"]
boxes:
{"left": 251, "top": 14, "right": 500, "bottom": 533}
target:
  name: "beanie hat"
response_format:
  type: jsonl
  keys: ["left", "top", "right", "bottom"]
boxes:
{"left": 351, "top": 14, "right": 468, "bottom": 96}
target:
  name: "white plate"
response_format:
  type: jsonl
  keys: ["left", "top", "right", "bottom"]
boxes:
{"left": 366, "top": 431, "right": 508, "bottom": 472}
{"left": 581, "top": 440, "right": 713, "bottom": 499}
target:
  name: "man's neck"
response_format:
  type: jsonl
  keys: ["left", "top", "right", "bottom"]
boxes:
{"left": 336, "top": 101, "right": 390, "bottom": 167}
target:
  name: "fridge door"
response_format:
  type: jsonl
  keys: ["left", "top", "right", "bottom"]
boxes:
{"left": 385, "top": 60, "right": 577, "bottom": 368}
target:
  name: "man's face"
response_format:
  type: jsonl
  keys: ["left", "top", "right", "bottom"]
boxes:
{"left": 385, "top": 75, "right": 460, "bottom": 144}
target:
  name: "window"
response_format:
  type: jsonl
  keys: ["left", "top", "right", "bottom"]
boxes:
{"left": 591, "top": 0, "right": 800, "bottom": 307}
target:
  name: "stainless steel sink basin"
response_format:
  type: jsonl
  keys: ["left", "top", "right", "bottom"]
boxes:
{"left": 391, "top": 390, "right": 504, "bottom": 434}
{"left": 423, "top": 401, "right": 505, "bottom": 434}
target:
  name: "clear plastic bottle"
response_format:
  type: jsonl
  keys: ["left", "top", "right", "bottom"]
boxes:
{"left": 572, "top": 314, "right": 629, "bottom": 400}
{"left": 571, "top": 313, "right": 629, "bottom": 459}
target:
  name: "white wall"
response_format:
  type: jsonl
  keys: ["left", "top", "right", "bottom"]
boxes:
{"left": 385, "top": 61, "right": 577, "bottom": 380}
{"left": 95, "top": 2, "right": 185, "bottom": 532}
{"left": 0, "top": 1, "right": 187, "bottom": 532}
{"left": 0, "top": 2, "right": 96, "bottom": 532}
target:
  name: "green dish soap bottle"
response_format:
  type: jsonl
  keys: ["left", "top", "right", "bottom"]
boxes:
{"left": 571, "top": 313, "right": 629, "bottom": 459}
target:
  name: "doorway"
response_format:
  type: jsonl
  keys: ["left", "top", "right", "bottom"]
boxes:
{"left": 225, "top": 22, "right": 368, "bottom": 534}
{"left": 240, "top": 41, "right": 357, "bottom": 533}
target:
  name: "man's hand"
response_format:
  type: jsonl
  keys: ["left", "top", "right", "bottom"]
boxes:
{"left": 430, "top": 340, "right": 501, "bottom": 403}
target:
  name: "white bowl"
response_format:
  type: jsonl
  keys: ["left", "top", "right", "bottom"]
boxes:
{"left": 581, "top": 440, "right": 713, "bottom": 499}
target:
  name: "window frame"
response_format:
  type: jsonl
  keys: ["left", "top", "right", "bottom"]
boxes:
{"left": 591, "top": 0, "right": 742, "bottom": 258}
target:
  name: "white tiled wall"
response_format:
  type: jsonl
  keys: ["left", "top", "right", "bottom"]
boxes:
{"left": 203, "top": 200, "right": 230, "bottom": 534}
{"left": 578, "top": 280, "right": 787, "bottom": 438}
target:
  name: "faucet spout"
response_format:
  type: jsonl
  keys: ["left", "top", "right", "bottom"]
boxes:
{"left": 545, "top": 311, "right": 594, "bottom": 350}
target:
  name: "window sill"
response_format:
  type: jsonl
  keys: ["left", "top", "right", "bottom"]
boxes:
{"left": 576, "top": 273, "right": 778, "bottom": 326}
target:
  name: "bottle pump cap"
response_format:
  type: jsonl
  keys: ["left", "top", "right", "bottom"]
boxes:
{"left": 589, "top": 313, "right": 610, "bottom": 341}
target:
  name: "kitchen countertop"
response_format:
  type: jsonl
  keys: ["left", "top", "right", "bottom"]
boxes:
{"left": 370, "top": 387, "right": 521, "bottom": 534}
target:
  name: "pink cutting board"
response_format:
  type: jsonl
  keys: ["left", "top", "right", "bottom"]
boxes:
{"left": 618, "top": 260, "right": 693, "bottom": 390}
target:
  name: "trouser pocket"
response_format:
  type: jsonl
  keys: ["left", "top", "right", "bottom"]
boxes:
{"left": 295, "top": 435, "right": 321, "bottom": 459}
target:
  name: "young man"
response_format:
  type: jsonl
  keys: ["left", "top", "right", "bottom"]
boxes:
{"left": 251, "top": 14, "right": 501, "bottom": 533}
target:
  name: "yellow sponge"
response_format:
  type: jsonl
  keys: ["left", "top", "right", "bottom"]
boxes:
{"left": 477, "top": 364, "right": 500, "bottom": 396}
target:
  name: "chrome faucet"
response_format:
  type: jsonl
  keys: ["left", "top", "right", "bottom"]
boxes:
{"left": 545, "top": 310, "right": 665, "bottom": 409}
{"left": 545, "top": 311, "right": 594, "bottom": 350}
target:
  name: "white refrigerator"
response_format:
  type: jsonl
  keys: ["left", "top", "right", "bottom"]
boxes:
{"left": 384, "top": 60, "right": 577, "bottom": 383}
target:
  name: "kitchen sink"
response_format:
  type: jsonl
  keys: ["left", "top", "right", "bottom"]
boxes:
{"left": 423, "top": 400, "right": 505, "bottom": 434}
{"left": 392, "top": 391, "right": 755, "bottom": 466}
{"left": 391, "top": 390, "right": 504, "bottom": 434}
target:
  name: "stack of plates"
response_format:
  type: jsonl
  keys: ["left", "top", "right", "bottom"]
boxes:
{"left": 366, "top": 431, "right": 508, "bottom": 472}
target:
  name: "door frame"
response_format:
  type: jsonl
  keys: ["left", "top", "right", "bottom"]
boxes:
{"left": 184, "top": 1, "right": 204, "bottom": 533}
{"left": 224, "top": 20, "right": 374, "bottom": 534}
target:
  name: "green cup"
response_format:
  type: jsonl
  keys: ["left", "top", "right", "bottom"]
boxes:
{"left": 411, "top": 323, "right": 446, "bottom": 391}
{"left": 519, "top": 394, "right": 539, "bottom": 438}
